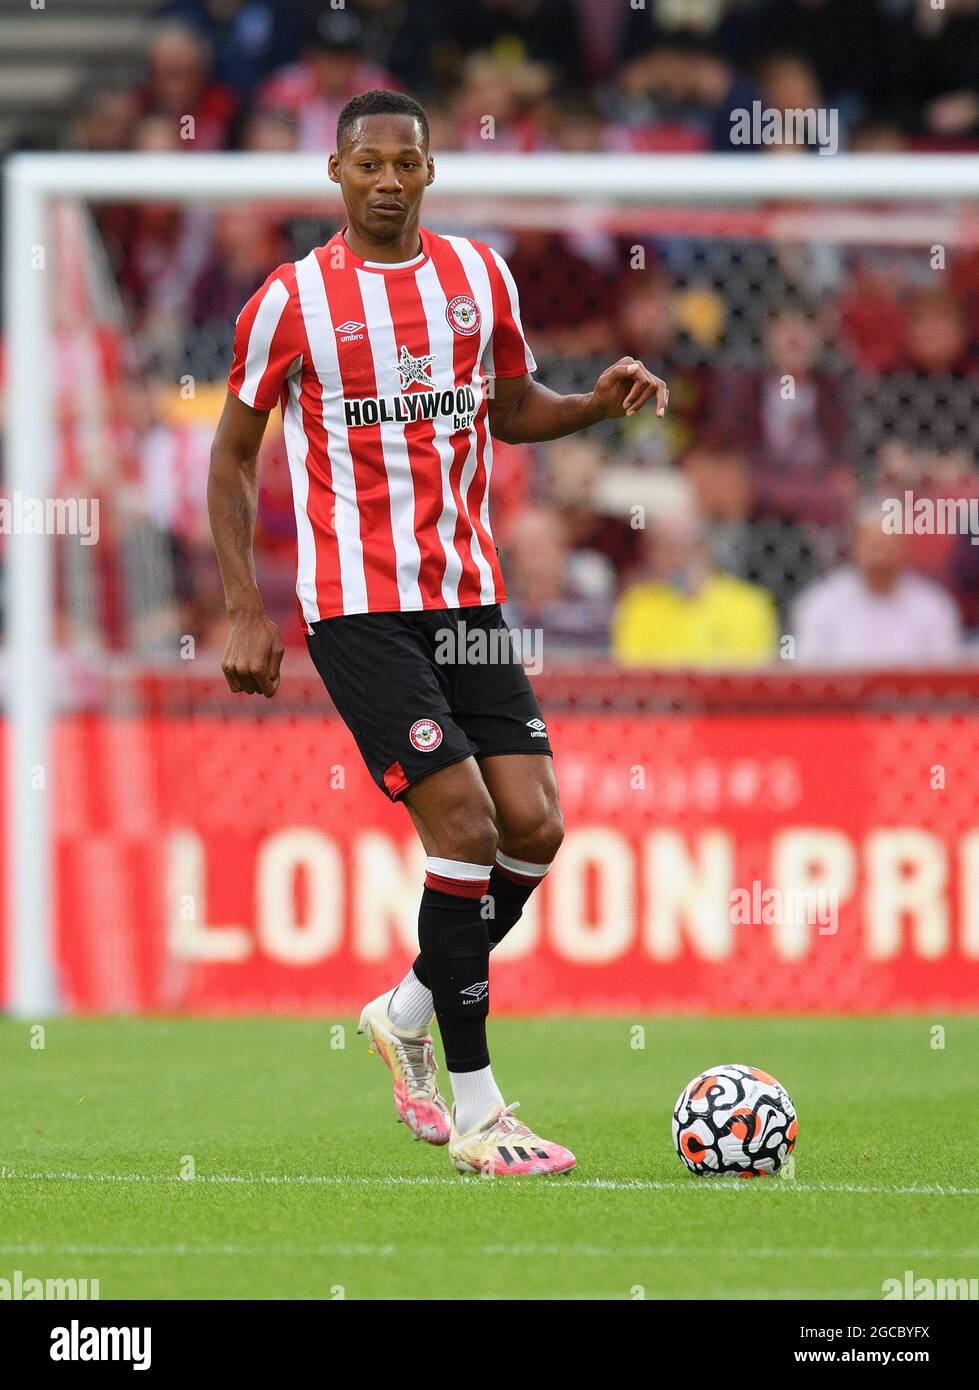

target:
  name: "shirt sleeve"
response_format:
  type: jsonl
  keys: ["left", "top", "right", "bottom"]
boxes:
{"left": 228, "top": 269, "right": 303, "bottom": 411}
{"left": 484, "top": 248, "right": 537, "bottom": 379}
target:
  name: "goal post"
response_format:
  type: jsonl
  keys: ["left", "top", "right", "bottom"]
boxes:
{"left": 4, "top": 151, "right": 979, "bottom": 1018}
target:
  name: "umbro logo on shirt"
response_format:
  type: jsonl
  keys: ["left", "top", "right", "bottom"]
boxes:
{"left": 335, "top": 320, "right": 365, "bottom": 342}
{"left": 527, "top": 718, "right": 547, "bottom": 738}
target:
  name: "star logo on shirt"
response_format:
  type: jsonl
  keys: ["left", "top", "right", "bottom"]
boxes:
{"left": 393, "top": 344, "right": 437, "bottom": 390}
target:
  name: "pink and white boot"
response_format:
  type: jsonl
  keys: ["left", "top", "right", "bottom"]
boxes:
{"left": 357, "top": 991, "right": 451, "bottom": 1145}
{"left": 449, "top": 1101, "right": 576, "bottom": 1176}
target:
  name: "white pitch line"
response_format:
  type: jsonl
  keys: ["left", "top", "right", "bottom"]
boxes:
{"left": 0, "top": 1243, "right": 974, "bottom": 1261}
{"left": 2, "top": 1170, "right": 979, "bottom": 1196}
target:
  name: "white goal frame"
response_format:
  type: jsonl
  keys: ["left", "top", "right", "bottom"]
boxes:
{"left": 4, "top": 151, "right": 979, "bottom": 1017}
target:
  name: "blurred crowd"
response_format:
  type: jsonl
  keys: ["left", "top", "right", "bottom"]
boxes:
{"left": 50, "top": 1, "right": 979, "bottom": 665}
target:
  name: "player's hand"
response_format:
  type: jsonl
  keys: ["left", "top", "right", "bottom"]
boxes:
{"left": 221, "top": 608, "right": 284, "bottom": 697}
{"left": 590, "top": 358, "right": 669, "bottom": 420}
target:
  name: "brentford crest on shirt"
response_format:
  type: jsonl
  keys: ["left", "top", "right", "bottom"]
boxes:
{"left": 446, "top": 294, "right": 481, "bottom": 336}
{"left": 409, "top": 718, "right": 443, "bottom": 752}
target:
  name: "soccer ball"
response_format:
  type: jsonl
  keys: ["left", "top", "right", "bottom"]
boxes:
{"left": 672, "top": 1064, "right": 797, "bottom": 1177}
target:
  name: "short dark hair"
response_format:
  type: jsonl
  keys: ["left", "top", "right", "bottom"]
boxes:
{"left": 336, "top": 90, "right": 429, "bottom": 151}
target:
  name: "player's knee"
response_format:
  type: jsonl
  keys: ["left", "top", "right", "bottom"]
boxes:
{"left": 433, "top": 798, "right": 498, "bottom": 866}
{"left": 534, "top": 805, "right": 565, "bottom": 861}
{"left": 500, "top": 803, "right": 565, "bottom": 863}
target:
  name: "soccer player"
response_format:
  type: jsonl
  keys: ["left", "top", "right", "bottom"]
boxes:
{"left": 209, "top": 89, "right": 668, "bottom": 1176}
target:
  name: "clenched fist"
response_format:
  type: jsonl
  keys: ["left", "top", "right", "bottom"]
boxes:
{"left": 221, "top": 607, "right": 284, "bottom": 698}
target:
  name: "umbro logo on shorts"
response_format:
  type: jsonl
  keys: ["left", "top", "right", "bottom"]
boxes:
{"left": 526, "top": 718, "right": 547, "bottom": 738}
{"left": 409, "top": 718, "right": 443, "bottom": 752}
{"left": 459, "top": 981, "right": 488, "bottom": 1004}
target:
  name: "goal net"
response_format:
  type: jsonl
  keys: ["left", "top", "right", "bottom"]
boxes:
{"left": 4, "top": 153, "right": 979, "bottom": 1018}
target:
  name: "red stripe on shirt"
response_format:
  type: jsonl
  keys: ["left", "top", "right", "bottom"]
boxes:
{"left": 286, "top": 260, "right": 343, "bottom": 619}
{"left": 382, "top": 272, "right": 449, "bottom": 607}
{"left": 316, "top": 242, "right": 401, "bottom": 613}
{"left": 426, "top": 235, "right": 494, "bottom": 606}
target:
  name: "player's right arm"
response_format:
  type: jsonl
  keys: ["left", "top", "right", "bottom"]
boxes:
{"left": 208, "top": 390, "right": 284, "bottom": 697}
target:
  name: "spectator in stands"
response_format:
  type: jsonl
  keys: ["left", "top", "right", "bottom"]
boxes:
{"left": 901, "top": 288, "right": 976, "bottom": 378}
{"left": 164, "top": 0, "right": 299, "bottom": 94}
{"left": 502, "top": 507, "right": 613, "bottom": 659}
{"left": 537, "top": 91, "right": 605, "bottom": 152}
{"left": 326, "top": 0, "right": 441, "bottom": 94}
{"left": 612, "top": 509, "right": 778, "bottom": 667}
{"left": 708, "top": 302, "right": 854, "bottom": 526}
{"left": 752, "top": 52, "right": 842, "bottom": 155}
{"left": 71, "top": 87, "right": 141, "bottom": 152}
{"left": 610, "top": 32, "right": 761, "bottom": 154}
{"left": 861, "top": 289, "right": 979, "bottom": 460}
{"left": 191, "top": 205, "right": 286, "bottom": 332}
{"left": 116, "top": 371, "right": 192, "bottom": 654}
{"left": 617, "top": 0, "right": 736, "bottom": 67}
{"left": 113, "top": 115, "right": 215, "bottom": 362}
{"left": 138, "top": 24, "right": 238, "bottom": 150}
{"left": 614, "top": 271, "right": 715, "bottom": 462}
{"left": 450, "top": 53, "right": 553, "bottom": 151}
{"left": 872, "top": 439, "right": 979, "bottom": 630}
{"left": 791, "top": 500, "right": 963, "bottom": 665}
{"left": 502, "top": 228, "right": 618, "bottom": 355}
{"left": 681, "top": 442, "right": 763, "bottom": 583}
{"left": 256, "top": 9, "right": 396, "bottom": 153}
{"left": 848, "top": 114, "right": 908, "bottom": 153}
{"left": 889, "top": 0, "right": 979, "bottom": 144}
{"left": 741, "top": 0, "right": 890, "bottom": 115}
{"left": 241, "top": 107, "right": 299, "bottom": 153}
{"left": 838, "top": 254, "right": 910, "bottom": 374}
{"left": 610, "top": 39, "right": 707, "bottom": 153}
{"left": 538, "top": 437, "right": 639, "bottom": 590}
{"left": 441, "top": 0, "right": 585, "bottom": 91}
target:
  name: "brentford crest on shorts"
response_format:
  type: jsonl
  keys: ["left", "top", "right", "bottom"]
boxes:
{"left": 228, "top": 226, "right": 536, "bottom": 623}
{"left": 409, "top": 718, "right": 443, "bottom": 752}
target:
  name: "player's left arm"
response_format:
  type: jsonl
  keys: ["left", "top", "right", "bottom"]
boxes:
{"left": 487, "top": 359, "right": 668, "bottom": 444}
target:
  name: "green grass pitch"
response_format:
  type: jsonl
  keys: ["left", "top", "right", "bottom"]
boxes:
{"left": 1, "top": 1017, "right": 976, "bottom": 1300}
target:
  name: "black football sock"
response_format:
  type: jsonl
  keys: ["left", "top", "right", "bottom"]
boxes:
{"left": 485, "top": 861, "right": 544, "bottom": 946}
{"left": 410, "top": 852, "right": 552, "bottom": 985}
{"left": 416, "top": 860, "right": 493, "bottom": 1073}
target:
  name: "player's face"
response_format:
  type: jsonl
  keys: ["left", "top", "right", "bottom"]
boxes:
{"left": 331, "top": 115, "right": 434, "bottom": 242}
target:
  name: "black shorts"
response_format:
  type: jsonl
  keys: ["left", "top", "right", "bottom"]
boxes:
{"left": 306, "top": 604, "right": 552, "bottom": 800}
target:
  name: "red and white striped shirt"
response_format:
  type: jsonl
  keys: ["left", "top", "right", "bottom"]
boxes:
{"left": 228, "top": 226, "right": 536, "bottom": 622}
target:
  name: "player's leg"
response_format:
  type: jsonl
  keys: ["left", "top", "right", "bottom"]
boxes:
{"left": 427, "top": 607, "right": 573, "bottom": 1172}
{"left": 308, "top": 612, "right": 477, "bottom": 1146}
{"left": 479, "top": 752, "right": 564, "bottom": 950}
{"left": 393, "top": 753, "right": 561, "bottom": 1015}
{"left": 446, "top": 604, "right": 564, "bottom": 953}
{"left": 398, "top": 759, "right": 504, "bottom": 1134}
{"left": 396, "top": 756, "right": 574, "bottom": 1175}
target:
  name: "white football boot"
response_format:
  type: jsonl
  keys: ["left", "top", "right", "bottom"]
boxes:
{"left": 356, "top": 991, "right": 451, "bottom": 1145}
{"left": 449, "top": 1101, "right": 576, "bottom": 1176}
